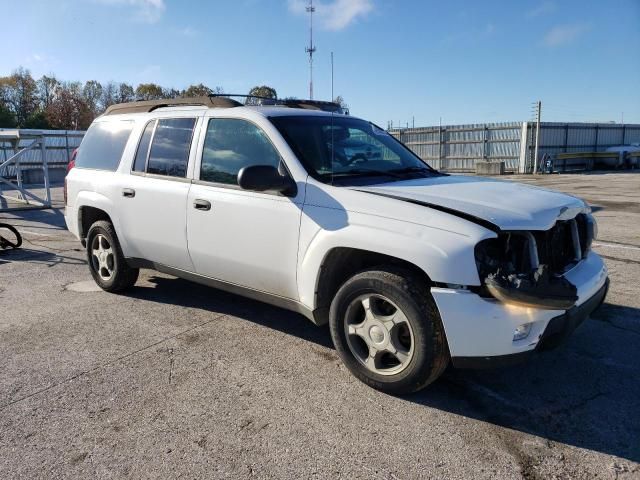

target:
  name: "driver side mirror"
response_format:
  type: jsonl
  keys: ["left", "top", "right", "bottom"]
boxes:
{"left": 237, "top": 165, "right": 297, "bottom": 197}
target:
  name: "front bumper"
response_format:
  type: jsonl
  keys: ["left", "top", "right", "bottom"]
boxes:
{"left": 452, "top": 278, "right": 608, "bottom": 368}
{"left": 431, "top": 251, "right": 608, "bottom": 366}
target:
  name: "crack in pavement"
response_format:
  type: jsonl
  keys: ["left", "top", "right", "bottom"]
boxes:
{"left": 591, "top": 312, "right": 640, "bottom": 336}
{"left": 0, "top": 313, "right": 228, "bottom": 412}
{"left": 599, "top": 254, "right": 640, "bottom": 266}
{"left": 545, "top": 390, "right": 610, "bottom": 418}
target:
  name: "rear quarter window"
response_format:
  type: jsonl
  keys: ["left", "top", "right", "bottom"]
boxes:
{"left": 75, "top": 120, "right": 134, "bottom": 171}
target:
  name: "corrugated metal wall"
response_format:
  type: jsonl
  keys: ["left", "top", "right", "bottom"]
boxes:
{"left": 0, "top": 129, "right": 84, "bottom": 178}
{"left": 390, "top": 122, "right": 640, "bottom": 173}
{"left": 3, "top": 123, "right": 639, "bottom": 178}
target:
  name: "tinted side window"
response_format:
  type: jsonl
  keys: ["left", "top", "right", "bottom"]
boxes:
{"left": 200, "top": 118, "right": 281, "bottom": 185}
{"left": 75, "top": 121, "right": 133, "bottom": 171}
{"left": 132, "top": 120, "right": 155, "bottom": 172}
{"left": 147, "top": 118, "right": 196, "bottom": 177}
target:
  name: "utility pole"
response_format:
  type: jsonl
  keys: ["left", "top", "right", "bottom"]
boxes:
{"left": 305, "top": 0, "right": 316, "bottom": 100}
{"left": 331, "top": 51, "right": 334, "bottom": 101}
{"left": 438, "top": 116, "right": 442, "bottom": 167}
{"left": 533, "top": 100, "right": 542, "bottom": 174}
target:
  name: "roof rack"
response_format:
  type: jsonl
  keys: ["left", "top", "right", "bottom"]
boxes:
{"left": 279, "top": 99, "right": 345, "bottom": 113}
{"left": 210, "top": 94, "right": 346, "bottom": 114}
{"left": 103, "top": 96, "right": 242, "bottom": 116}
{"left": 102, "top": 94, "right": 347, "bottom": 116}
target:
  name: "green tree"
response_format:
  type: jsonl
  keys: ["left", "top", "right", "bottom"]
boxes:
{"left": 246, "top": 85, "right": 277, "bottom": 105}
{"left": 45, "top": 82, "right": 92, "bottom": 130}
{"left": 117, "top": 83, "right": 135, "bottom": 103}
{"left": 2, "top": 67, "right": 39, "bottom": 127}
{"left": 0, "top": 76, "right": 12, "bottom": 113}
{"left": 163, "top": 87, "right": 181, "bottom": 99}
{"left": 182, "top": 83, "right": 213, "bottom": 97}
{"left": 83, "top": 80, "right": 104, "bottom": 115}
{"left": 24, "top": 110, "right": 50, "bottom": 129}
{"left": 333, "top": 95, "right": 349, "bottom": 114}
{"left": 135, "top": 83, "right": 164, "bottom": 101}
{"left": 37, "top": 75, "right": 59, "bottom": 110}
{"left": 100, "top": 81, "right": 118, "bottom": 109}
{"left": 0, "top": 103, "right": 16, "bottom": 128}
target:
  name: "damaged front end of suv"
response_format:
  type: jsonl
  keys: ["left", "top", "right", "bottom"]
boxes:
{"left": 475, "top": 211, "right": 598, "bottom": 310}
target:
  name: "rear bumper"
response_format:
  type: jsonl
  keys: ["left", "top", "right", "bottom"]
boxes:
{"left": 452, "top": 278, "right": 608, "bottom": 368}
{"left": 64, "top": 207, "right": 80, "bottom": 239}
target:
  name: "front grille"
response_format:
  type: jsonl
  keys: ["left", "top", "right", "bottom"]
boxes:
{"left": 474, "top": 212, "right": 595, "bottom": 287}
{"left": 533, "top": 213, "right": 590, "bottom": 273}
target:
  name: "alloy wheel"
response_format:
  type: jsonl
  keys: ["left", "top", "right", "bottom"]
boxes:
{"left": 344, "top": 294, "right": 415, "bottom": 376}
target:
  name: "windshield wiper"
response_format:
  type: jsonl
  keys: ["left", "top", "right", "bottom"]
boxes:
{"left": 388, "top": 166, "right": 439, "bottom": 176}
{"left": 330, "top": 168, "right": 405, "bottom": 179}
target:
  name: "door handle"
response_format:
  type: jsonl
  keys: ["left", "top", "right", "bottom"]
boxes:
{"left": 193, "top": 199, "right": 211, "bottom": 211}
{"left": 122, "top": 188, "right": 135, "bottom": 198}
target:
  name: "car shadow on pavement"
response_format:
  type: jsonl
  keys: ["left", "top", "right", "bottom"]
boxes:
{"left": 0, "top": 248, "right": 85, "bottom": 267}
{"left": 127, "top": 275, "right": 334, "bottom": 349}
{"left": 126, "top": 275, "right": 640, "bottom": 463}
{"left": 406, "top": 302, "right": 640, "bottom": 463}
{"left": 0, "top": 205, "right": 66, "bottom": 229}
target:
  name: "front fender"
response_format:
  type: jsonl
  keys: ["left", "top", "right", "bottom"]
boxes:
{"left": 297, "top": 205, "right": 494, "bottom": 309}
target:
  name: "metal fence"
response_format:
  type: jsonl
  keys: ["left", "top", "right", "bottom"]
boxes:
{"left": 3, "top": 123, "right": 640, "bottom": 178}
{"left": 0, "top": 129, "right": 84, "bottom": 179}
{"left": 390, "top": 122, "right": 640, "bottom": 173}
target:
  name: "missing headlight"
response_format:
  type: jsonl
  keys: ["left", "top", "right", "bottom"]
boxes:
{"left": 475, "top": 231, "right": 578, "bottom": 310}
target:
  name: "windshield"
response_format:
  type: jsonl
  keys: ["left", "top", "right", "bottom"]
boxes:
{"left": 270, "top": 115, "right": 440, "bottom": 184}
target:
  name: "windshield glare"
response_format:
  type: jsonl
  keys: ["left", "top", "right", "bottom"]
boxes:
{"left": 270, "top": 115, "right": 435, "bottom": 183}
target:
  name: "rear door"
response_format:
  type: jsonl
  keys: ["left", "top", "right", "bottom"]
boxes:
{"left": 186, "top": 116, "right": 304, "bottom": 299}
{"left": 117, "top": 114, "right": 201, "bottom": 271}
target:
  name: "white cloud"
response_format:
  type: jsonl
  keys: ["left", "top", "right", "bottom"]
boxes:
{"left": 526, "top": 1, "right": 556, "bottom": 18}
{"left": 95, "top": 0, "right": 165, "bottom": 23}
{"left": 288, "top": 0, "right": 373, "bottom": 31}
{"left": 543, "top": 23, "right": 590, "bottom": 47}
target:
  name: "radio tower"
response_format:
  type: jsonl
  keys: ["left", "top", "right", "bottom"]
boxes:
{"left": 305, "top": 0, "right": 316, "bottom": 100}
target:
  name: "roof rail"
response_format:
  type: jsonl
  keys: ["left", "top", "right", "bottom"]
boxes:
{"left": 103, "top": 96, "right": 241, "bottom": 116}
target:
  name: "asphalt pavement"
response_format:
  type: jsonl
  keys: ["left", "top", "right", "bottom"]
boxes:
{"left": 0, "top": 173, "right": 638, "bottom": 479}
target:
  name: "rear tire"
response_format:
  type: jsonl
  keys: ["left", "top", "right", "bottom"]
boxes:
{"left": 86, "top": 220, "right": 139, "bottom": 292}
{"left": 329, "top": 266, "right": 449, "bottom": 395}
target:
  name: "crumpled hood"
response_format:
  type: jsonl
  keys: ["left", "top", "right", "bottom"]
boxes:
{"left": 352, "top": 175, "right": 587, "bottom": 231}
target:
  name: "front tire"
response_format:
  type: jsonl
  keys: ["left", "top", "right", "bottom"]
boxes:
{"left": 329, "top": 266, "right": 449, "bottom": 395}
{"left": 86, "top": 220, "right": 139, "bottom": 292}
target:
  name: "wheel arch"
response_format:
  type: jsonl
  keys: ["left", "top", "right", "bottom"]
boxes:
{"left": 311, "top": 247, "right": 433, "bottom": 326}
{"left": 78, "top": 206, "right": 113, "bottom": 240}
{"left": 75, "top": 190, "right": 124, "bottom": 249}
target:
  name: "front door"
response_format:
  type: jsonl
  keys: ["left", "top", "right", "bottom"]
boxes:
{"left": 186, "top": 117, "right": 303, "bottom": 299}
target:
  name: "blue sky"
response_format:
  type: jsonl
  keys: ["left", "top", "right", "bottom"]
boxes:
{"left": 2, "top": 0, "right": 639, "bottom": 127}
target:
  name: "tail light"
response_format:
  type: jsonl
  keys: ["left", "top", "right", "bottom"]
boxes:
{"left": 64, "top": 149, "right": 78, "bottom": 205}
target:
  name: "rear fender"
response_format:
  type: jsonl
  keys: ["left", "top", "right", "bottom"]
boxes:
{"left": 75, "top": 190, "right": 130, "bottom": 254}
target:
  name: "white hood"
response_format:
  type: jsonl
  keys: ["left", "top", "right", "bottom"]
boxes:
{"left": 353, "top": 175, "right": 587, "bottom": 231}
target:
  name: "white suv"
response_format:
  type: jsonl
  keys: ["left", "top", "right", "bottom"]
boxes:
{"left": 65, "top": 96, "right": 609, "bottom": 394}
